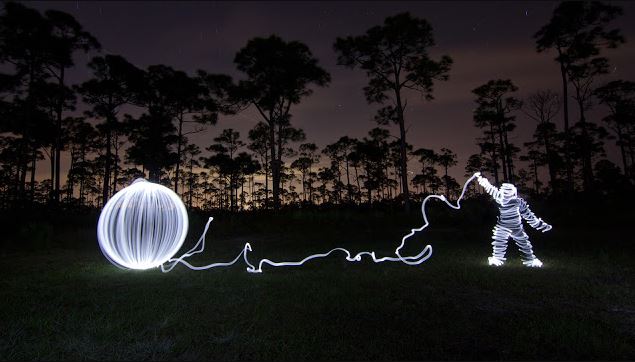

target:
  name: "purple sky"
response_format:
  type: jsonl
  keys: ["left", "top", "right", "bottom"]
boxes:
{"left": 28, "top": 1, "right": 635, "bottom": 183}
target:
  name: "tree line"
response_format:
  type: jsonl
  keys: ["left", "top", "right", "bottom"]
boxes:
{"left": 1, "top": 1, "right": 633, "bottom": 212}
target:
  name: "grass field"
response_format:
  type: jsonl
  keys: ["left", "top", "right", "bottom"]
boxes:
{"left": 1, "top": 202, "right": 634, "bottom": 360}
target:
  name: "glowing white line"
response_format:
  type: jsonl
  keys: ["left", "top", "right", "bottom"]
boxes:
{"left": 100, "top": 173, "right": 551, "bottom": 273}
{"left": 393, "top": 173, "right": 479, "bottom": 265}
{"left": 162, "top": 174, "right": 480, "bottom": 273}
{"left": 160, "top": 217, "right": 255, "bottom": 272}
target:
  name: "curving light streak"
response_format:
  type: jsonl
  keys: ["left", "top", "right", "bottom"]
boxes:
{"left": 97, "top": 179, "right": 189, "bottom": 270}
{"left": 99, "top": 173, "right": 551, "bottom": 273}
{"left": 160, "top": 217, "right": 254, "bottom": 272}
{"left": 162, "top": 174, "right": 480, "bottom": 273}
{"left": 476, "top": 173, "right": 552, "bottom": 267}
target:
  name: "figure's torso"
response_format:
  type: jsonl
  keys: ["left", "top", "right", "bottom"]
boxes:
{"left": 497, "top": 198, "right": 522, "bottom": 226}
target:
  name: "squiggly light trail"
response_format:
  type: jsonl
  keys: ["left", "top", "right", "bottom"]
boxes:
{"left": 161, "top": 173, "right": 480, "bottom": 273}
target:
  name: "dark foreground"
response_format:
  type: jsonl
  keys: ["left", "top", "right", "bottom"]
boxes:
{"left": 1, "top": 203, "right": 634, "bottom": 360}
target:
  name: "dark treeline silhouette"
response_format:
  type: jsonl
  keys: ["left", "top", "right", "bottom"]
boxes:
{"left": 1, "top": 1, "right": 633, "bottom": 214}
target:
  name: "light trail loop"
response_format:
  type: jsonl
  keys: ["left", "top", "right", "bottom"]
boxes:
{"left": 162, "top": 174, "right": 480, "bottom": 274}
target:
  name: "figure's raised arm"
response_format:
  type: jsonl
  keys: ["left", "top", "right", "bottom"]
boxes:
{"left": 518, "top": 198, "right": 552, "bottom": 232}
{"left": 474, "top": 173, "right": 500, "bottom": 200}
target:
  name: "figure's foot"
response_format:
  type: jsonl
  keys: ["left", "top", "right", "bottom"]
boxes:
{"left": 488, "top": 257, "right": 505, "bottom": 266}
{"left": 523, "top": 258, "right": 543, "bottom": 268}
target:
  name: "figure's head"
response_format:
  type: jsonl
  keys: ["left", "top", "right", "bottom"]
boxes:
{"left": 496, "top": 183, "right": 517, "bottom": 204}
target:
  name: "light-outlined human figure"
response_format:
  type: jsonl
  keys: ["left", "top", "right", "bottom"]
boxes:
{"left": 474, "top": 172, "right": 552, "bottom": 267}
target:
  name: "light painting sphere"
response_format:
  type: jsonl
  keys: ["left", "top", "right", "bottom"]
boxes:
{"left": 97, "top": 179, "right": 188, "bottom": 270}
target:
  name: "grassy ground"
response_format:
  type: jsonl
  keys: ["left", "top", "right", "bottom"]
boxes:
{"left": 1, "top": 204, "right": 634, "bottom": 360}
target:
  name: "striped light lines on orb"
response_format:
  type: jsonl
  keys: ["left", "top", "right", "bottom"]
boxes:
{"left": 97, "top": 178, "right": 189, "bottom": 270}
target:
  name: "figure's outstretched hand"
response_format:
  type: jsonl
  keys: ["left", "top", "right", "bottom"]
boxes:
{"left": 536, "top": 222, "right": 552, "bottom": 233}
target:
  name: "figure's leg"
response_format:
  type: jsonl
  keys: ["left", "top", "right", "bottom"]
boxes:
{"left": 489, "top": 223, "right": 511, "bottom": 266}
{"left": 512, "top": 228, "right": 542, "bottom": 267}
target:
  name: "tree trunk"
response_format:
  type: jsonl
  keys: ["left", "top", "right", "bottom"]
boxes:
{"left": 174, "top": 114, "right": 184, "bottom": 194}
{"left": 268, "top": 119, "right": 279, "bottom": 210}
{"left": 616, "top": 125, "right": 628, "bottom": 176}
{"left": 541, "top": 126, "right": 558, "bottom": 193}
{"left": 49, "top": 145, "right": 55, "bottom": 202}
{"left": 188, "top": 159, "right": 194, "bottom": 208}
{"left": 345, "top": 156, "right": 351, "bottom": 203}
{"left": 276, "top": 119, "right": 284, "bottom": 209}
{"left": 54, "top": 65, "right": 65, "bottom": 206}
{"left": 354, "top": 165, "right": 361, "bottom": 204}
{"left": 395, "top": 90, "right": 410, "bottom": 212}
{"left": 559, "top": 57, "right": 573, "bottom": 192}
{"left": 79, "top": 146, "right": 86, "bottom": 207}
{"left": 497, "top": 120, "right": 508, "bottom": 183}
{"left": 576, "top": 95, "right": 594, "bottom": 192}
{"left": 444, "top": 165, "right": 449, "bottom": 198}
{"left": 301, "top": 170, "right": 306, "bottom": 201}
{"left": 30, "top": 150, "right": 37, "bottom": 204}
{"left": 19, "top": 156, "right": 28, "bottom": 203}
{"left": 503, "top": 128, "right": 514, "bottom": 183}
{"left": 264, "top": 150, "right": 269, "bottom": 209}
{"left": 240, "top": 180, "right": 245, "bottom": 210}
{"left": 489, "top": 124, "right": 499, "bottom": 185}
{"left": 66, "top": 149, "right": 76, "bottom": 204}
{"left": 628, "top": 137, "right": 634, "bottom": 180}
{"left": 112, "top": 133, "right": 119, "bottom": 195}
{"left": 103, "top": 126, "right": 112, "bottom": 205}
{"left": 533, "top": 160, "right": 539, "bottom": 194}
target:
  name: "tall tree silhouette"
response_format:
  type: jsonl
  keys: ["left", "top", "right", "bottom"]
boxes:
{"left": 125, "top": 112, "right": 178, "bottom": 183}
{"left": 594, "top": 80, "right": 635, "bottom": 180}
{"left": 472, "top": 79, "right": 522, "bottom": 184}
{"left": 44, "top": 8, "right": 100, "bottom": 204}
{"left": 464, "top": 153, "right": 487, "bottom": 195}
{"left": 292, "top": 143, "right": 319, "bottom": 203}
{"left": 235, "top": 152, "right": 260, "bottom": 210}
{"left": 247, "top": 122, "right": 270, "bottom": 209}
{"left": 234, "top": 35, "right": 330, "bottom": 210}
{"left": 0, "top": 2, "right": 54, "bottom": 203}
{"left": 568, "top": 56, "right": 612, "bottom": 192}
{"left": 208, "top": 128, "right": 244, "bottom": 211}
{"left": 65, "top": 117, "right": 97, "bottom": 206}
{"left": 534, "top": 1, "right": 624, "bottom": 191}
{"left": 323, "top": 137, "right": 356, "bottom": 203}
{"left": 411, "top": 147, "right": 438, "bottom": 194}
{"left": 436, "top": 147, "right": 457, "bottom": 197}
{"left": 356, "top": 128, "right": 391, "bottom": 204}
{"left": 519, "top": 143, "right": 545, "bottom": 196}
{"left": 332, "top": 136, "right": 357, "bottom": 203}
{"left": 182, "top": 143, "right": 201, "bottom": 208}
{"left": 334, "top": 12, "right": 452, "bottom": 211}
{"left": 124, "top": 65, "right": 201, "bottom": 184}
{"left": 76, "top": 55, "right": 143, "bottom": 203}
{"left": 170, "top": 70, "right": 235, "bottom": 195}
{"left": 523, "top": 90, "right": 561, "bottom": 192}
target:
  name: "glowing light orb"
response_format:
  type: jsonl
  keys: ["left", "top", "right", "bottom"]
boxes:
{"left": 97, "top": 179, "right": 188, "bottom": 270}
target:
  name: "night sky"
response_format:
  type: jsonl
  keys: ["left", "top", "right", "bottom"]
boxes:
{"left": 29, "top": 1, "right": 635, "bottom": 182}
